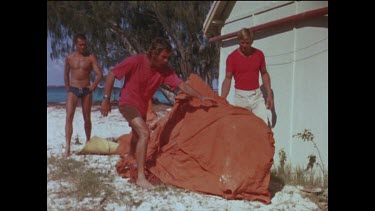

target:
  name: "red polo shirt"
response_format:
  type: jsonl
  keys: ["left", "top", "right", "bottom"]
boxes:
{"left": 111, "top": 54, "right": 182, "bottom": 116}
{"left": 226, "top": 48, "right": 266, "bottom": 90}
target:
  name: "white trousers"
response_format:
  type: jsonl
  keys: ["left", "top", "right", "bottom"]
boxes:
{"left": 234, "top": 88, "right": 272, "bottom": 126}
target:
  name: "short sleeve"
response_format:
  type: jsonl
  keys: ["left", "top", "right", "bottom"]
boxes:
{"left": 258, "top": 50, "right": 266, "bottom": 69}
{"left": 226, "top": 55, "right": 234, "bottom": 73}
{"left": 111, "top": 57, "right": 137, "bottom": 80}
{"left": 163, "top": 70, "right": 183, "bottom": 91}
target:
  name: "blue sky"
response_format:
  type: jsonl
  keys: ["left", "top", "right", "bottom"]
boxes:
{"left": 47, "top": 38, "right": 65, "bottom": 86}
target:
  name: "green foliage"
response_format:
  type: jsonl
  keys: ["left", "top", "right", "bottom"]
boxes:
{"left": 145, "top": 1, "right": 220, "bottom": 84}
{"left": 271, "top": 163, "right": 327, "bottom": 189}
{"left": 277, "top": 148, "right": 287, "bottom": 178}
{"left": 306, "top": 154, "right": 316, "bottom": 172}
{"left": 293, "top": 129, "right": 327, "bottom": 187}
{"left": 271, "top": 163, "right": 328, "bottom": 211}
{"left": 47, "top": 2, "right": 143, "bottom": 73}
{"left": 47, "top": 1, "right": 219, "bottom": 86}
{"left": 275, "top": 137, "right": 328, "bottom": 188}
{"left": 278, "top": 148, "right": 287, "bottom": 169}
{"left": 293, "top": 129, "right": 314, "bottom": 142}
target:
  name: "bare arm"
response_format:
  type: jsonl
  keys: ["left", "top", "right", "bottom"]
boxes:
{"left": 89, "top": 54, "right": 103, "bottom": 91}
{"left": 221, "top": 72, "right": 233, "bottom": 99}
{"left": 178, "top": 82, "right": 217, "bottom": 105}
{"left": 103, "top": 71, "right": 116, "bottom": 97}
{"left": 64, "top": 56, "right": 71, "bottom": 91}
{"left": 260, "top": 67, "right": 274, "bottom": 109}
{"left": 100, "top": 71, "right": 116, "bottom": 116}
{"left": 178, "top": 82, "right": 202, "bottom": 99}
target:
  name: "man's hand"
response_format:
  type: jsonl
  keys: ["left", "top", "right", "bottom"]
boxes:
{"left": 149, "top": 117, "right": 160, "bottom": 130}
{"left": 266, "top": 95, "right": 274, "bottom": 110}
{"left": 100, "top": 100, "right": 111, "bottom": 116}
{"left": 88, "top": 84, "right": 96, "bottom": 92}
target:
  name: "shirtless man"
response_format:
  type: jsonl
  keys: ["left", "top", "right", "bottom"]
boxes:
{"left": 64, "top": 34, "right": 103, "bottom": 157}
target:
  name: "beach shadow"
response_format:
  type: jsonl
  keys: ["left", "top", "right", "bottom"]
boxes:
{"left": 260, "top": 85, "right": 277, "bottom": 128}
{"left": 269, "top": 173, "right": 285, "bottom": 198}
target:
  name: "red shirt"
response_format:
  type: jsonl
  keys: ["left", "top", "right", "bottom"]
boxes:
{"left": 226, "top": 48, "right": 266, "bottom": 90}
{"left": 111, "top": 54, "right": 183, "bottom": 116}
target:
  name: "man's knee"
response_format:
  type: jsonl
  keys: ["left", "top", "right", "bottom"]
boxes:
{"left": 137, "top": 127, "right": 150, "bottom": 140}
{"left": 66, "top": 114, "right": 74, "bottom": 122}
{"left": 84, "top": 121, "right": 92, "bottom": 127}
{"left": 83, "top": 115, "right": 91, "bottom": 123}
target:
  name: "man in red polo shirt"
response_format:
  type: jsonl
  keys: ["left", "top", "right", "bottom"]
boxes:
{"left": 221, "top": 28, "right": 273, "bottom": 126}
{"left": 100, "top": 37, "right": 216, "bottom": 189}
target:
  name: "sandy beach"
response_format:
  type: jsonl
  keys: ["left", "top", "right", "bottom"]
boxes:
{"left": 47, "top": 104, "right": 324, "bottom": 210}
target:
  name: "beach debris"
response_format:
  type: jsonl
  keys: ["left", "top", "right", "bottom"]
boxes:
{"left": 74, "top": 134, "right": 82, "bottom": 145}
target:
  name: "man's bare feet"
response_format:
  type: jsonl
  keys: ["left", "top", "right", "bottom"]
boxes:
{"left": 136, "top": 178, "right": 154, "bottom": 189}
{"left": 64, "top": 150, "right": 71, "bottom": 158}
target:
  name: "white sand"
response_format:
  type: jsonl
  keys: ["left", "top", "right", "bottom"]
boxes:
{"left": 47, "top": 105, "right": 321, "bottom": 210}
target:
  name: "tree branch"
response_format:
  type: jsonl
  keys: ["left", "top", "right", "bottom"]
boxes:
{"left": 108, "top": 22, "right": 145, "bottom": 55}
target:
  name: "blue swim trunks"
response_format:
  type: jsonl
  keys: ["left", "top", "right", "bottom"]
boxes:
{"left": 69, "top": 86, "right": 92, "bottom": 98}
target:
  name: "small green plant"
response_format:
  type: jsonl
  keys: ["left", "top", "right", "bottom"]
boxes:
{"left": 306, "top": 154, "right": 316, "bottom": 172}
{"left": 271, "top": 145, "right": 328, "bottom": 210}
{"left": 293, "top": 165, "right": 306, "bottom": 186}
{"left": 293, "top": 129, "right": 327, "bottom": 187}
{"left": 271, "top": 163, "right": 326, "bottom": 187}
{"left": 278, "top": 148, "right": 287, "bottom": 175}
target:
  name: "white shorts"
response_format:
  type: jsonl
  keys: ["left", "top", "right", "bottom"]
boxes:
{"left": 234, "top": 88, "right": 272, "bottom": 126}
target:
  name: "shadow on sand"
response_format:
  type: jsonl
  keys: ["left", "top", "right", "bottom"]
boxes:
{"left": 269, "top": 173, "right": 285, "bottom": 198}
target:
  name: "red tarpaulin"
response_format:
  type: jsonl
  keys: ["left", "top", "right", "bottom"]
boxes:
{"left": 116, "top": 74, "right": 275, "bottom": 204}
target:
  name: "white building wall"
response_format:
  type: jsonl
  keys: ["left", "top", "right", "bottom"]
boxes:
{"left": 217, "top": 1, "right": 328, "bottom": 170}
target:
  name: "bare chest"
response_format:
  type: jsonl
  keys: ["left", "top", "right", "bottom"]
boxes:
{"left": 69, "top": 56, "right": 92, "bottom": 71}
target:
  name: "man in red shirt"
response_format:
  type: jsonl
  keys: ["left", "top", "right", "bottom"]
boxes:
{"left": 100, "top": 37, "right": 216, "bottom": 189}
{"left": 221, "top": 28, "right": 273, "bottom": 126}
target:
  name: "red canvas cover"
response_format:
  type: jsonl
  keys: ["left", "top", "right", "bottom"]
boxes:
{"left": 116, "top": 74, "right": 275, "bottom": 204}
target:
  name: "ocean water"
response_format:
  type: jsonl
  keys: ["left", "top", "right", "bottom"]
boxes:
{"left": 47, "top": 87, "right": 170, "bottom": 104}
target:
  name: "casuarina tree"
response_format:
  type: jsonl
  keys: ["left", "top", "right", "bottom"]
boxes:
{"left": 47, "top": 1, "right": 219, "bottom": 103}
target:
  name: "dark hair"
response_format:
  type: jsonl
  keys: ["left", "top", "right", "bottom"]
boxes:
{"left": 148, "top": 37, "right": 173, "bottom": 57}
{"left": 74, "top": 34, "right": 87, "bottom": 43}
